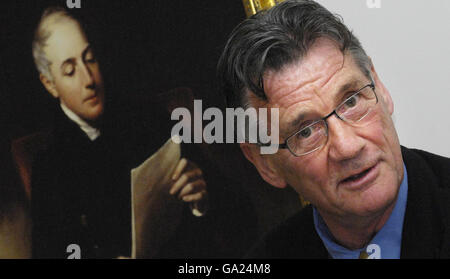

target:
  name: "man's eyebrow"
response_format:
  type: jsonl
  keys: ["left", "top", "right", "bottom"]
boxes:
{"left": 285, "top": 113, "right": 307, "bottom": 136}
{"left": 82, "top": 45, "right": 92, "bottom": 59}
{"left": 59, "top": 45, "right": 92, "bottom": 70}
{"left": 336, "top": 79, "right": 361, "bottom": 97}
{"left": 284, "top": 79, "right": 363, "bottom": 134}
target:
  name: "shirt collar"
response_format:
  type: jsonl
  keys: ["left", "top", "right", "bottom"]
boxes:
{"left": 60, "top": 103, "right": 101, "bottom": 141}
{"left": 313, "top": 164, "right": 408, "bottom": 259}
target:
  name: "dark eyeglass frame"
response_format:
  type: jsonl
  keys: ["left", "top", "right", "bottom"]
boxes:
{"left": 258, "top": 83, "right": 378, "bottom": 156}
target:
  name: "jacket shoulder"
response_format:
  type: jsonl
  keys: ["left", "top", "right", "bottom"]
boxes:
{"left": 402, "top": 147, "right": 450, "bottom": 190}
{"left": 402, "top": 146, "right": 450, "bottom": 234}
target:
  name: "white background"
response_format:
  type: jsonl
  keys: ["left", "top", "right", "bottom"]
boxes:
{"left": 315, "top": 0, "right": 450, "bottom": 157}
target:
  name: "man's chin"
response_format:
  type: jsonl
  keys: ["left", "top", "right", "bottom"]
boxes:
{"left": 81, "top": 106, "right": 104, "bottom": 123}
{"left": 344, "top": 182, "right": 398, "bottom": 218}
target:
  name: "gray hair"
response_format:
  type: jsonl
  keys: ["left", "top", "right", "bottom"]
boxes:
{"left": 32, "top": 6, "right": 78, "bottom": 81}
{"left": 217, "top": 0, "right": 372, "bottom": 109}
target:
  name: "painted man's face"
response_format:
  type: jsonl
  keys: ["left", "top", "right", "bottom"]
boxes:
{"left": 42, "top": 18, "right": 105, "bottom": 122}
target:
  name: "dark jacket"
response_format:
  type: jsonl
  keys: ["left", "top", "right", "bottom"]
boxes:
{"left": 31, "top": 105, "right": 258, "bottom": 258}
{"left": 31, "top": 107, "right": 156, "bottom": 258}
{"left": 246, "top": 146, "right": 450, "bottom": 258}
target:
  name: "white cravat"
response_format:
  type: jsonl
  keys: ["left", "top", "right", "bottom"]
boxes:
{"left": 60, "top": 103, "right": 101, "bottom": 141}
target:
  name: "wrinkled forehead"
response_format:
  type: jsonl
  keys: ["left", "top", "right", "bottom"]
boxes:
{"left": 249, "top": 38, "right": 371, "bottom": 137}
{"left": 263, "top": 38, "right": 345, "bottom": 104}
{"left": 43, "top": 16, "right": 88, "bottom": 64}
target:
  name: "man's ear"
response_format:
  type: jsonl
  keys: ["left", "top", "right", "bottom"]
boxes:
{"left": 40, "top": 73, "right": 59, "bottom": 98}
{"left": 240, "top": 143, "right": 287, "bottom": 189}
{"left": 369, "top": 57, "right": 394, "bottom": 115}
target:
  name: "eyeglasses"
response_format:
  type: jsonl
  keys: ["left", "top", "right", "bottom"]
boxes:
{"left": 259, "top": 83, "right": 378, "bottom": 157}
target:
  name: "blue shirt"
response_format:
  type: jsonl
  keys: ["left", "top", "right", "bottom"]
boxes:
{"left": 313, "top": 164, "right": 408, "bottom": 259}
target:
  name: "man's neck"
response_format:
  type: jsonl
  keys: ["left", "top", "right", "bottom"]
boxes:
{"left": 60, "top": 103, "right": 101, "bottom": 141}
{"left": 318, "top": 202, "right": 396, "bottom": 250}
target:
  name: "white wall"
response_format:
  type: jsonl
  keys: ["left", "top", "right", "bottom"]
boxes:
{"left": 315, "top": 0, "right": 450, "bottom": 157}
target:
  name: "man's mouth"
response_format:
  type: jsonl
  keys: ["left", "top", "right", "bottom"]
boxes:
{"left": 339, "top": 163, "right": 379, "bottom": 190}
{"left": 84, "top": 92, "right": 98, "bottom": 102}
{"left": 342, "top": 168, "right": 371, "bottom": 183}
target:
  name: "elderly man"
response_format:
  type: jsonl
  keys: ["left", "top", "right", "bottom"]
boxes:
{"left": 218, "top": 0, "right": 450, "bottom": 258}
{"left": 30, "top": 7, "right": 207, "bottom": 258}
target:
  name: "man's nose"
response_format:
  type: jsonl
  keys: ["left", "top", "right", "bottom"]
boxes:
{"left": 80, "top": 63, "right": 95, "bottom": 89}
{"left": 327, "top": 115, "right": 365, "bottom": 162}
